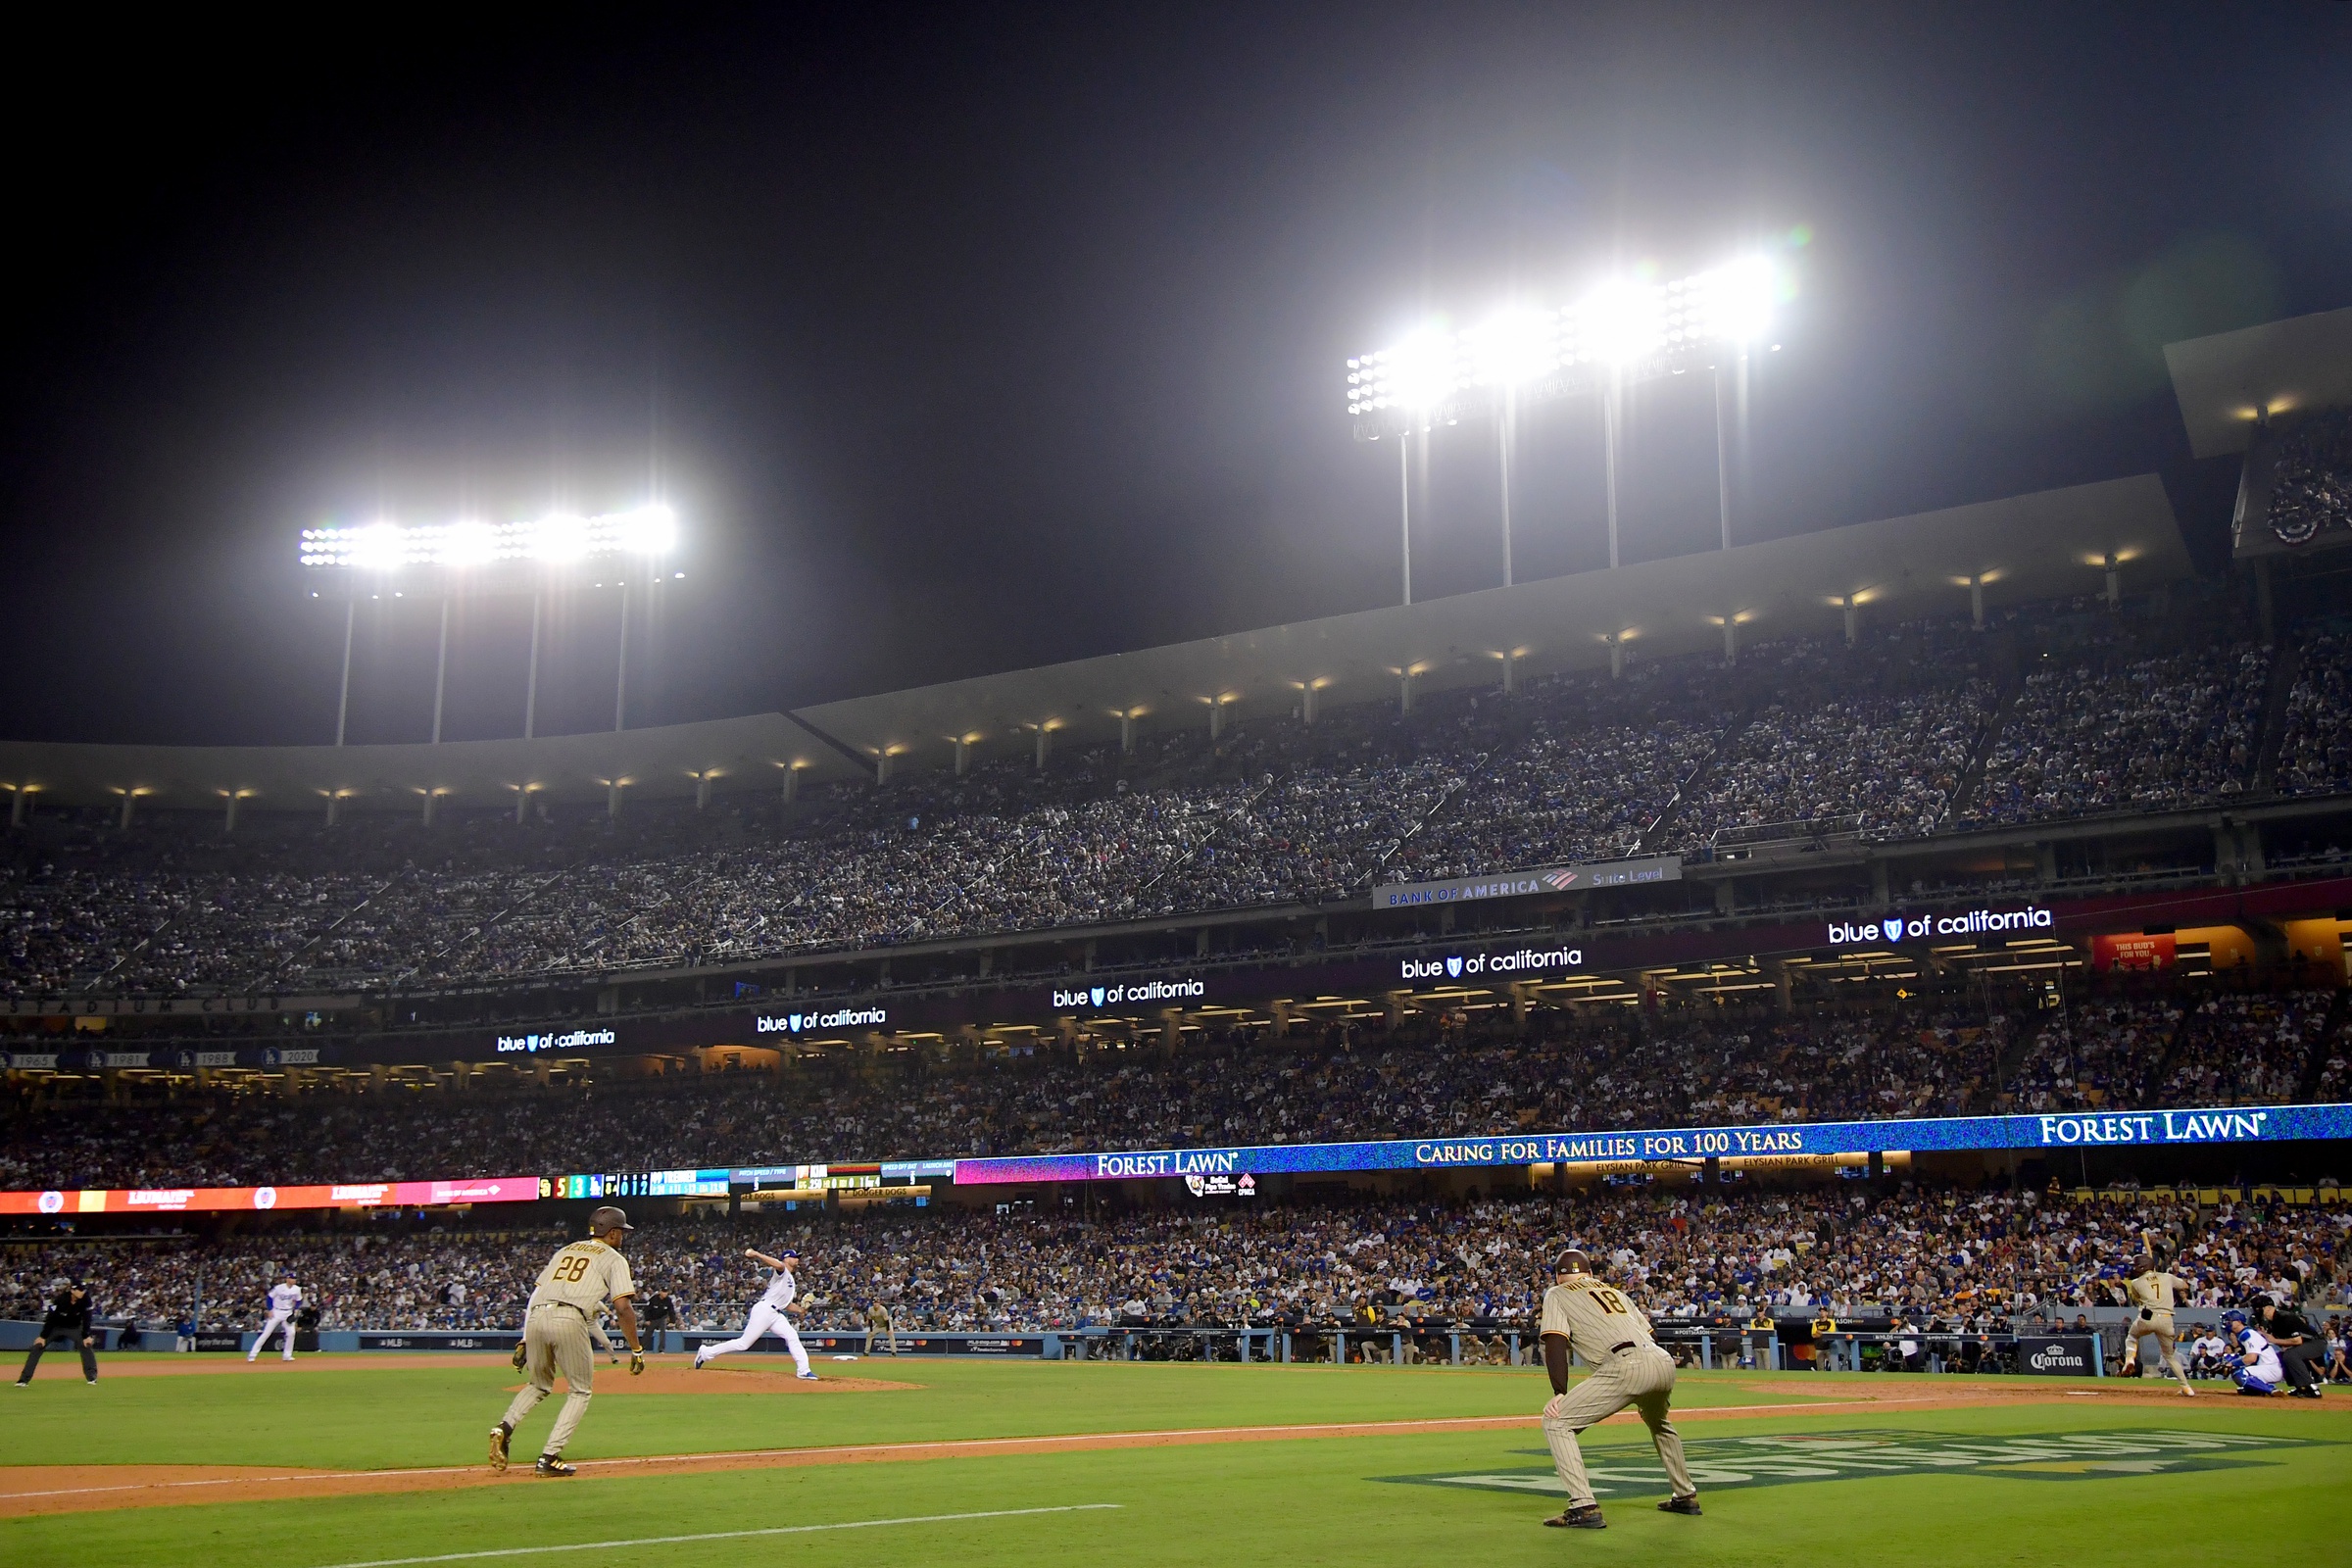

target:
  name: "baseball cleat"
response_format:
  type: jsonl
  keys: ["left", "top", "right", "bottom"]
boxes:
{"left": 487, "top": 1424, "right": 512, "bottom": 1471}
{"left": 1544, "top": 1506, "right": 1606, "bottom": 1530}
{"left": 796, "top": 1370, "right": 819, "bottom": 1381}
{"left": 1658, "top": 1494, "right": 1703, "bottom": 1515}
{"left": 534, "top": 1455, "right": 576, "bottom": 1477}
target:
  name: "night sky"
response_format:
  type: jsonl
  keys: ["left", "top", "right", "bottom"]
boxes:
{"left": 4, "top": 4, "right": 2347, "bottom": 748}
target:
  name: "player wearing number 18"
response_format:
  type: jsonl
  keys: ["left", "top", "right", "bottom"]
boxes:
{"left": 1536, "top": 1249, "right": 1700, "bottom": 1531}
{"left": 488, "top": 1206, "right": 646, "bottom": 1478}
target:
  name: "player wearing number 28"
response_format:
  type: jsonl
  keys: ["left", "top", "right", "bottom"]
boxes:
{"left": 1536, "top": 1249, "right": 1701, "bottom": 1530}
{"left": 488, "top": 1205, "right": 645, "bottom": 1477}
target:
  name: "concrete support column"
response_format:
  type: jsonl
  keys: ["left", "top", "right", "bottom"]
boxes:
{"left": 222, "top": 793, "right": 240, "bottom": 833}
{"left": 875, "top": 753, "right": 892, "bottom": 785}
{"left": 323, "top": 793, "right": 340, "bottom": 827}
{"left": 1606, "top": 636, "right": 1625, "bottom": 679}
{"left": 1970, "top": 575, "right": 1986, "bottom": 631}
{"left": 118, "top": 792, "right": 135, "bottom": 832}
{"left": 8, "top": 788, "right": 25, "bottom": 828}
{"left": 1196, "top": 927, "right": 1210, "bottom": 956}
{"left": 782, "top": 764, "right": 800, "bottom": 805}
{"left": 1721, "top": 619, "right": 1739, "bottom": 662}
{"left": 1119, "top": 711, "right": 1137, "bottom": 754}
{"left": 2212, "top": 821, "right": 2237, "bottom": 881}
{"left": 1209, "top": 700, "right": 1226, "bottom": 741}
{"left": 695, "top": 772, "right": 713, "bottom": 809}
{"left": 2034, "top": 842, "right": 2058, "bottom": 883}
{"left": 954, "top": 738, "right": 970, "bottom": 775}
{"left": 514, "top": 787, "right": 530, "bottom": 825}
{"left": 421, "top": 791, "right": 437, "bottom": 827}
{"left": 1841, "top": 598, "right": 1859, "bottom": 646}
{"left": 2103, "top": 555, "right": 2122, "bottom": 611}
{"left": 1870, "top": 858, "right": 1891, "bottom": 906}
{"left": 1034, "top": 727, "right": 1051, "bottom": 769}
{"left": 1160, "top": 1008, "right": 1182, "bottom": 1054}
{"left": 1301, "top": 685, "right": 1318, "bottom": 725}
{"left": 1500, "top": 652, "right": 1517, "bottom": 694}
{"left": 2237, "top": 820, "right": 2266, "bottom": 880}
{"left": 607, "top": 781, "right": 623, "bottom": 820}
{"left": 1714, "top": 878, "right": 1737, "bottom": 915}
{"left": 1397, "top": 671, "right": 1413, "bottom": 715}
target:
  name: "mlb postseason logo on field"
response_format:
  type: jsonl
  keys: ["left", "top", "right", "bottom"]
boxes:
{"left": 1399, "top": 945, "right": 1583, "bottom": 982}
{"left": 755, "top": 1006, "right": 888, "bottom": 1035}
{"left": 1051, "top": 977, "right": 1207, "bottom": 1010}
{"left": 1825, "top": 905, "right": 2054, "bottom": 947}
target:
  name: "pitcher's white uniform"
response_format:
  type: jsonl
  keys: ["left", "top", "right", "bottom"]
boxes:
{"left": 697, "top": 1262, "right": 810, "bottom": 1375}
{"left": 249, "top": 1281, "right": 302, "bottom": 1361}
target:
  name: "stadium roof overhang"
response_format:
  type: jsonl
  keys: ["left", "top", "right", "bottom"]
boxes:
{"left": 795, "top": 474, "right": 2188, "bottom": 770}
{"left": 2165, "top": 306, "right": 2352, "bottom": 460}
{"left": 0, "top": 712, "right": 868, "bottom": 816}
{"left": 0, "top": 476, "right": 2187, "bottom": 815}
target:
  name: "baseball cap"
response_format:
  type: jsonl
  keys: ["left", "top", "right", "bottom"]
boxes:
{"left": 587, "top": 1205, "right": 635, "bottom": 1234}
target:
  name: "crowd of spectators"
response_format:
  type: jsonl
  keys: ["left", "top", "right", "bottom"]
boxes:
{"left": 8, "top": 982, "right": 2338, "bottom": 1193}
{"left": 7, "top": 1180, "right": 2342, "bottom": 1337}
{"left": 0, "top": 605, "right": 2307, "bottom": 999}
{"left": 2264, "top": 407, "right": 2352, "bottom": 547}
{"left": 2276, "top": 627, "right": 2352, "bottom": 798}
{"left": 1967, "top": 643, "right": 2271, "bottom": 824}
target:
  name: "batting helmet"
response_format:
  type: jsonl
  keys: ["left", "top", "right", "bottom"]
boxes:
{"left": 587, "top": 1205, "right": 635, "bottom": 1235}
{"left": 1555, "top": 1248, "right": 1592, "bottom": 1275}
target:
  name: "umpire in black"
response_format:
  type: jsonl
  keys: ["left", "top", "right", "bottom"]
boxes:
{"left": 17, "top": 1282, "right": 100, "bottom": 1385}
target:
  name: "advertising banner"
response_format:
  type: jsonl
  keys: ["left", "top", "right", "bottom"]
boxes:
{"left": 2091, "top": 932, "right": 2177, "bottom": 972}
{"left": 951, "top": 1102, "right": 2352, "bottom": 1186}
{"left": 0, "top": 1175, "right": 541, "bottom": 1216}
{"left": 1373, "top": 855, "right": 1682, "bottom": 910}
{"left": 2014, "top": 1335, "right": 2101, "bottom": 1375}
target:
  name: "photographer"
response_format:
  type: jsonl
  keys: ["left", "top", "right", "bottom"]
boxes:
{"left": 16, "top": 1282, "right": 99, "bottom": 1386}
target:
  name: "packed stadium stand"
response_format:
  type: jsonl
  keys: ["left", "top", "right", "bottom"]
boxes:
{"left": 7, "top": 1182, "right": 2342, "bottom": 1337}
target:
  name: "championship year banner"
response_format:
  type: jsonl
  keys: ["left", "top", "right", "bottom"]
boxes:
{"left": 950, "top": 1102, "right": 2352, "bottom": 1186}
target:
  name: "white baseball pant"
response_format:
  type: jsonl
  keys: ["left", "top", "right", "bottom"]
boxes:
{"left": 700, "top": 1302, "right": 809, "bottom": 1374}
{"left": 248, "top": 1310, "right": 296, "bottom": 1361}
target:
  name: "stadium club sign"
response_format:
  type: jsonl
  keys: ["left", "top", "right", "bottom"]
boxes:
{"left": 754, "top": 1005, "right": 889, "bottom": 1035}
{"left": 1825, "top": 905, "right": 2055, "bottom": 947}
{"left": 1399, "top": 944, "right": 1584, "bottom": 983}
{"left": 1375, "top": 854, "right": 1682, "bottom": 910}
{"left": 949, "top": 1102, "right": 2352, "bottom": 1185}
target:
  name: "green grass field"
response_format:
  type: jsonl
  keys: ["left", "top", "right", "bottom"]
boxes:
{"left": 4, "top": 1355, "right": 2342, "bottom": 1567}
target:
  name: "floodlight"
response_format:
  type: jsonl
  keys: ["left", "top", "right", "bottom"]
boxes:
{"left": 1573, "top": 278, "right": 1664, "bottom": 368}
{"left": 299, "top": 505, "right": 680, "bottom": 572}
{"left": 1464, "top": 306, "right": 1561, "bottom": 388}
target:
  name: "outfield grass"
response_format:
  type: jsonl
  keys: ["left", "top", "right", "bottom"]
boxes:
{"left": 4, "top": 1359, "right": 2342, "bottom": 1568}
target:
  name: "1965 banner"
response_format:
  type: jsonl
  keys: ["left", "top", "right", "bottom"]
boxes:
{"left": 950, "top": 1102, "right": 2352, "bottom": 1185}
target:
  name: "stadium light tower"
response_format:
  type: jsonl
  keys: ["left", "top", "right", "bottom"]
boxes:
{"left": 1347, "top": 254, "right": 1787, "bottom": 583}
{"left": 299, "top": 503, "right": 680, "bottom": 746}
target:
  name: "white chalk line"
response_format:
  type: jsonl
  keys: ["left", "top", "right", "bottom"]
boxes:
{"left": 308, "top": 1504, "right": 1124, "bottom": 1567}
{"left": 2, "top": 1396, "right": 1917, "bottom": 1504}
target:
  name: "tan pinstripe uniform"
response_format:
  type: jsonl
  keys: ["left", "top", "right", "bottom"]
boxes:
{"left": 2124, "top": 1269, "right": 2192, "bottom": 1389}
{"left": 499, "top": 1240, "right": 636, "bottom": 1458}
{"left": 1539, "top": 1273, "right": 1696, "bottom": 1508}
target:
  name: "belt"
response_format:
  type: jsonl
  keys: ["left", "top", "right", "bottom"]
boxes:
{"left": 1610, "top": 1341, "right": 1639, "bottom": 1356}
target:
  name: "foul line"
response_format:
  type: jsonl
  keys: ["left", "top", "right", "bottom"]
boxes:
{"left": 4, "top": 1396, "right": 1942, "bottom": 1507}
{"left": 309, "top": 1504, "right": 1123, "bottom": 1567}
